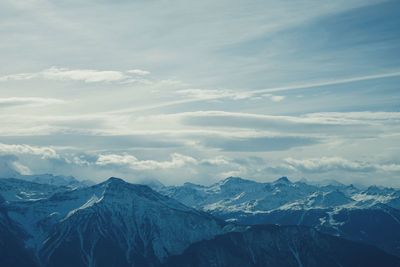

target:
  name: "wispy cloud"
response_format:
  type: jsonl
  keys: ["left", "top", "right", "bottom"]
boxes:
{"left": 160, "top": 111, "right": 399, "bottom": 137}
{"left": 264, "top": 94, "right": 286, "bottom": 102}
{"left": 284, "top": 157, "right": 400, "bottom": 173}
{"left": 106, "top": 70, "right": 400, "bottom": 114}
{"left": 179, "top": 71, "right": 400, "bottom": 102}
{"left": 0, "top": 67, "right": 152, "bottom": 83}
{"left": 0, "top": 97, "right": 65, "bottom": 108}
{"left": 250, "top": 71, "right": 400, "bottom": 95}
{"left": 41, "top": 67, "right": 127, "bottom": 83}
{"left": 176, "top": 89, "right": 255, "bottom": 100}
{"left": 176, "top": 88, "right": 286, "bottom": 102}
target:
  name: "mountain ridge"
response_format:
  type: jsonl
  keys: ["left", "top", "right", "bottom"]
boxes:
{"left": 1, "top": 175, "right": 400, "bottom": 266}
{"left": 160, "top": 176, "right": 400, "bottom": 257}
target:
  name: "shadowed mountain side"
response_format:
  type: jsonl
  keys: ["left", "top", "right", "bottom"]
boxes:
{"left": 163, "top": 225, "right": 400, "bottom": 267}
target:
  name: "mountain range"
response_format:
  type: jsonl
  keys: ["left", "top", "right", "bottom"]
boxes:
{"left": 160, "top": 176, "right": 400, "bottom": 257}
{"left": 0, "top": 174, "right": 399, "bottom": 266}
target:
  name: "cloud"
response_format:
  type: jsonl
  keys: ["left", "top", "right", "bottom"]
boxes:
{"left": 200, "top": 156, "right": 231, "bottom": 166}
{"left": 41, "top": 67, "right": 126, "bottom": 83}
{"left": 11, "top": 161, "right": 32, "bottom": 175}
{"left": 175, "top": 88, "right": 286, "bottom": 102}
{"left": 176, "top": 88, "right": 255, "bottom": 100}
{"left": 0, "top": 67, "right": 152, "bottom": 83}
{"left": 161, "top": 110, "right": 385, "bottom": 127}
{"left": 249, "top": 71, "right": 400, "bottom": 95}
{"left": 303, "top": 112, "right": 400, "bottom": 123}
{"left": 0, "top": 73, "right": 37, "bottom": 82}
{"left": 0, "top": 143, "right": 59, "bottom": 159}
{"left": 265, "top": 94, "right": 286, "bottom": 102}
{"left": 127, "top": 69, "right": 150, "bottom": 76}
{"left": 202, "top": 135, "right": 318, "bottom": 152}
{"left": 176, "top": 110, "right": 398, "bottom": 138}
{"left": 0, "top": 97, "right": 65, "bottom": 108}
{"left": 0, "top": 155, "right": 22, "bottom": 177}
{"left": 96, "top": 153, "right": 197, "bottom": 170}
{"left": 284, "top": 157, "right": 400, "bottom": 173}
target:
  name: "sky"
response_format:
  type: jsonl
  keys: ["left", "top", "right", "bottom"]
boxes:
{"left": 0, "top": 0, "right": 399, "bottom": 186}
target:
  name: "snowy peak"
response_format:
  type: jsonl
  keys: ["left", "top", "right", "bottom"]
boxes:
{"left": 100, "top": 176, "right": 130, "bottom": 192}
{"left": 222, "top": 176, "right": 251, "bottom": 183}
{"left": 6, "top": 177, "right": 222, "bottom": 259}
{"left": 219, "top": 176, "right": 257, "bottom": 187}
{"left": 273, "top": 176, "right": 291, "bottom": 185}
{"left": 98, "top": 177, "right": 180, "bottom": 207}
{"left": 0, "top": 177, "right": 226, "bottom": 267}
{"left": 35, "top": 178, "right": 224, "bottom": 266}
{"left": 103, "top": 176, "right": 125, "bottom": 184}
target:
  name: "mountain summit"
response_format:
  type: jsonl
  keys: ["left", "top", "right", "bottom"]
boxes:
{"left": 273, "top": 176, "right": 291, "bottom": 184}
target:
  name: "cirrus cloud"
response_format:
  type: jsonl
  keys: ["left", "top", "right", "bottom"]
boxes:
{"left": 0, "top": 97, "right": 65, "bottom": 108}
{"left": 0, "top": 67, "right": 152, "bottom": 83}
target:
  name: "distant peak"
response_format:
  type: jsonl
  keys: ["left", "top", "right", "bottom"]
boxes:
{"left": 221, "top": 176, "right": 252, "bottom": 185}
{"left": 364, "top": 185, "right": 389, "bottom": 195}
{"left": 367, "top": 185, "right": 380, "bottom": 190}
{"left": 275, "top": 176, "right": 291, "bottom": 183}
{"left": 183, "top": 182, "right": 203, "bottom": 188}
{"left": 226, "top": 176, "right": 247, "bottom": 181}
{"left": 105, "top": 177, "right": 127, "bottom": 184}
{"left": 273, "top": 176, "right": 291, "bottom": 184}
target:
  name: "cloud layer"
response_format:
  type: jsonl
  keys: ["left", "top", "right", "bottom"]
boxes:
{"left": 0, "top": 0, "right": 399, "bottom": 186}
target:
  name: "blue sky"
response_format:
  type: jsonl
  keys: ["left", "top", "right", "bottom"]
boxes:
{"left": 0, "top": 0, "right": 399, "bottom": 186}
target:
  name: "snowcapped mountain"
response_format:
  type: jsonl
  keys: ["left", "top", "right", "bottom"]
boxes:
{"left": 5, "top": 177, "right": 225, "bottom": 267}
{"left": 160, "top": 176, "right": 346, "bottom": 215}
{"left": 14, "top": 174, "right": 94, "bottom": 189}
{"left": 0, "top": 173, "right": 94, "bottom": 202}
{"left": 161, "top": 176, "right": 400, "bottom": 214}
{"left": 164, "top": 225, "right": 400, "bottom": 267}
{"left": 0, "top": 172, "right": 93, "bottom": 189}
{"left": 0, "top": 178, "right": 67, "bottom": 202}
{"left": 160, "top": 176, "right": 400, "bottom": 256}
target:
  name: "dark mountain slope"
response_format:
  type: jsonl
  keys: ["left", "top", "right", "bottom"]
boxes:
{"left": 0, "top": 194, "right": 39, "bottom": 267}
{"left": 164, "top": 225, "right": 400, "bottom": 267}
